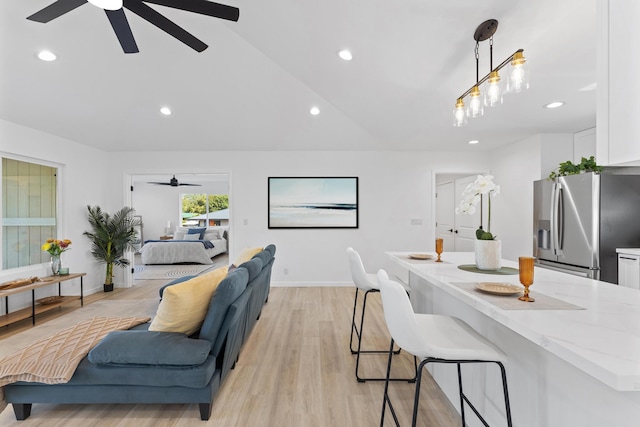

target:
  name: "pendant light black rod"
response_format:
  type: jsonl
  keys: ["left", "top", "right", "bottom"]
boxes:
{"left": 457, "top": 48, "right": 523, "bottom": 100}
{"left": 490, "top": 37, "right": 494, "bottom": 70}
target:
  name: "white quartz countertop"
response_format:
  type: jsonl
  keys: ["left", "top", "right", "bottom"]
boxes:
{"left": 387, "top": 252, "right": 640, "bottom": 391}
{"left": 616, "top": 248, "right": 640, "bottom": 256}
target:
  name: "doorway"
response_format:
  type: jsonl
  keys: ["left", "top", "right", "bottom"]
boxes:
{"left": 124, "top": 172, "right": 231, "bottom": 287}
{"left": 435, "top": 173, "right": 484, "bottom": 252}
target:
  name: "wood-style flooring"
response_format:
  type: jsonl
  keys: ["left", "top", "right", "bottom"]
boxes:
{"left": 0, "top": 279, "right": 460, "bottom": 426}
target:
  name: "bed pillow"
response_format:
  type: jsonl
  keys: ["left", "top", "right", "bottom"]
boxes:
{"left": 88, "top": 331, "right": 211, "bottom": 366}
{"left": 203, "top": 230, "right": 220, "bottom": 241}
{"left": 149, "top": 265, "right": 229, "bottom": 335}
{"left": 234, "top": 247, "right": 263, "bottom": 266}
{"left": 187, "top": 227, "right": 206, "bottom": 239}
{"left": 183, "top": 234, "right": 201, "bottom": 241}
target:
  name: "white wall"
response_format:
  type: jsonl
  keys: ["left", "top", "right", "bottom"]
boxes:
{"left": 109, "top": 150, "right": 491, "bottom": 286}
{"left": 490, "top": 134, "right": 543, "bottom": 261}
{"left": 539, "top": 134, "right": 574, "bottom": 179}
{"left": 0, "top": 119, "right": 111, "bottom": 314}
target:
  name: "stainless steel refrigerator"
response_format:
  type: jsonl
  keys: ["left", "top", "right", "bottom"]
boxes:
{"left": 533, "top": 169, "right": 640, "bottom": 284}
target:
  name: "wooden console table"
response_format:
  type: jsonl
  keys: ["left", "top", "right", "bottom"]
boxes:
{"left": 0, "top": 273, "right": 85, "bottom": 327}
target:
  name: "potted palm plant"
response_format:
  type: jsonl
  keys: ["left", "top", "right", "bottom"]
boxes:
{"left": 83, "top": 205, "right": 141, "bottom": 292}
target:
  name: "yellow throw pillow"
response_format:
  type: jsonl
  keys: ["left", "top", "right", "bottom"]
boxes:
{"left": 149, "top": 266, "right": 229, "bottom": 336}
{"left": 234, "top": 247, "right": 263, "bottom": 266}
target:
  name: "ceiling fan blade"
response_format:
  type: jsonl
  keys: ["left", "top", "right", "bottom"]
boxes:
{"left": 105, "top": 8, "right": 139, "bottom": 53}
{"left": 178, "top": 183, "right": 202, "bottom": 186}
{"left": 124, "top": 0, "right": 207, "bottom": 52}
{"left": 142, "top": 0, "right": 239, "bottom": 22}
{"left": 27, "top": 0, "right": 87, "bottom": 23}
{"left": 148, "top": 182, "right": 172, "bottom": 185}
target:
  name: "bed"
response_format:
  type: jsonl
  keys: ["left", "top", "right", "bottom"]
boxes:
{"left": 139, "top": 227, "right": 228, "bottom": 265}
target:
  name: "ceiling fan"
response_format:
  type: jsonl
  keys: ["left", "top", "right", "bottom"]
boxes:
{"left": 26, "top": 0, "right": 239, "bottom": 54}
{"left": 148, "top": 175, "right": 202, "bottom": 187}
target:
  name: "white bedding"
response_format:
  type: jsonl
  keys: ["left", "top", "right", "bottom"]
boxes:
{"left": 139, "top": 238, "right": 227, "bottom": 265}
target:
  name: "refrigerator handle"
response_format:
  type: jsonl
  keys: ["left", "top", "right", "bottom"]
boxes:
{"left": 551, "top": 182, "right": 562, "bottom": 255}
{"left": 558, "top": 186, "right": 564, "bottom": 251}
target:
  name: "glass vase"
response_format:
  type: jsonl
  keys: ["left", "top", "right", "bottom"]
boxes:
{"left": 50, "top": 255, "right": 61, "bottom": 276}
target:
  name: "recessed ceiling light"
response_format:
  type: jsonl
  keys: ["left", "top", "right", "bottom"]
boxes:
{"left": 310, "top": 106, "right": 320, "bottom": 115}
{"left": 579, "top": 82, "right": 596, "bottom": 92}
{"left": 468, "top": 140, "right": 480, "bottom": 145}
{"left": 37, "top": 50, "right": 57, "bottom": 61}
{"left": 160, "top": 107, "right": 172, "bottom": 115}
{"left": 544, "top": 101, "right": 565, "bottom": 109}
{"left": 338, "top": 49, "right": 353, "bottom": 61}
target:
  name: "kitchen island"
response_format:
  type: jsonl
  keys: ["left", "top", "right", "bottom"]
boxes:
{"left": 385, "top": 252, "right": 640, "bottom": 427}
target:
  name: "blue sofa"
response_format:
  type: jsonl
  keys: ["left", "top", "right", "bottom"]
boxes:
{"left": 5, "top": 245, "right": 276, "bottom": 421}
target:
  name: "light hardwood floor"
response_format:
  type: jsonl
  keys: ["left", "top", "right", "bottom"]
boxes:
{"left": 0, "top": 280, "right": 460, "bottom": 426}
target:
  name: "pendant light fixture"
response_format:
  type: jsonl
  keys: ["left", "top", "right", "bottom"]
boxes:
{"left": 453, "top": 19, "right": 529, "bottom": 127}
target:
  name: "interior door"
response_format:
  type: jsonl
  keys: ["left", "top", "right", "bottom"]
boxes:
{"left": 454, "top": 176, "right": 480, "bottom": 252}
{"left": 435, "top": 182, "right": 454, "bottom": 252}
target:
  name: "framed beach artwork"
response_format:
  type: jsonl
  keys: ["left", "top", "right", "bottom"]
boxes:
{"left": 268, "top": 177, "right": 359, "bottom": 229}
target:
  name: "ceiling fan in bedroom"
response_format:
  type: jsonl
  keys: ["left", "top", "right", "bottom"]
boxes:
{"left": 26, "top": 0, "right": 240, "bottom": 53}
{"left": 148, "top": 175, "right": 202, "bottom": 187}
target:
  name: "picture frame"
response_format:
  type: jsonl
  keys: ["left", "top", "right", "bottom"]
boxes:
{"left": 268, "top": 177, "right": 359, "bottom": 229}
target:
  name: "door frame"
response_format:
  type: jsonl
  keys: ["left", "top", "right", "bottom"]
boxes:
{"left": 432, "top": 169, "right": 488, "bottom": 253}
{"left": 122, "top": 169, "right": 233, "bottom": 287}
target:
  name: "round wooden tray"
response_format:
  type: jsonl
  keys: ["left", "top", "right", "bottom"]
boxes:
{"left": 36, "top": 295, "right": 65, "bottom": 305}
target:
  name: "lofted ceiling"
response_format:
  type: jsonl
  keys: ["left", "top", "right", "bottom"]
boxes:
{"left": 0, "top": 0, "right": 596, "bottom": 152}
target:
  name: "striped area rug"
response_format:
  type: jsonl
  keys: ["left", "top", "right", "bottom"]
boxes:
{"left": 133, "top": 263, "right": 221, "bottom": 280}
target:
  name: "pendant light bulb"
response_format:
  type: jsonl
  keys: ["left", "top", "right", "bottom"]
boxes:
{"left": 453, "top": 98, "right": 468, "bottom": 127}
{"left": 507, "top": 51, "right": 529, "bottom": 93}
{"left": 466, "top": 86, "right": 484, "bottom": 118}
{"left": 484, "top": 71, "right": 503, "bottom": 107}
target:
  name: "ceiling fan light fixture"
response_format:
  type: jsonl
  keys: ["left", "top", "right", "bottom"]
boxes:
{"left": 87, "top": 0, "right": 123, "bottom": 10}
{"left": 160, "top": 107, "right": 172, "bottom": 116}
{"left": 310, "top": 106, "right": 320, "bottom": 115}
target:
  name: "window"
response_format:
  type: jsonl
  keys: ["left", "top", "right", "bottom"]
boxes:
{"left": 181, "top": 194, "right": 229, "bottom": 227}
{"left": 2, "top": 157, "right": 58, "bottom": 270}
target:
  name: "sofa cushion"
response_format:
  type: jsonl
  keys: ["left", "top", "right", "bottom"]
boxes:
{"left": 158, "top": 275, "right": 196, "bottom": 299}
{"left": 238, "top": 257, "right": 263, "bottom": 282}
{"left": 234, "top": 246, "right": 263, "bottom": 266}
{"left": 149, "top": 265, "right": 229, "bottom": 336}
{"left": 199, "top": 268, "right": 249, "bottom": 345}
{"left": 252, "top": 250, "right": 272, "bottom": 266}
{"left": 88, "top": 331, "right": 212, "bottom": 366}
{"left": 264, "top": 244, "right": 276, "bottom": 257}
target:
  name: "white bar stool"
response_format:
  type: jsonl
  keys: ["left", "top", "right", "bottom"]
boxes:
{"left": 347, "top": 248, "right": 413, "bottom": 382}
{"left": 377, "top": 269, "right": 513, "bottom": 427}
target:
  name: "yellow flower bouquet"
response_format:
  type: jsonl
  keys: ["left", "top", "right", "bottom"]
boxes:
{"left": 41, "top": 239, "right": 72, "bottom": 256}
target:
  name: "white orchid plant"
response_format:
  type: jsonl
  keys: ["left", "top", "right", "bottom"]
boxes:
{"left": 455, "top": 175, "right": 500, "bottom": 240}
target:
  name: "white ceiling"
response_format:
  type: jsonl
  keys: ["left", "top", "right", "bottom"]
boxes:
{"left": 0, "top": 0, "right": 597, "bottom": 153}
